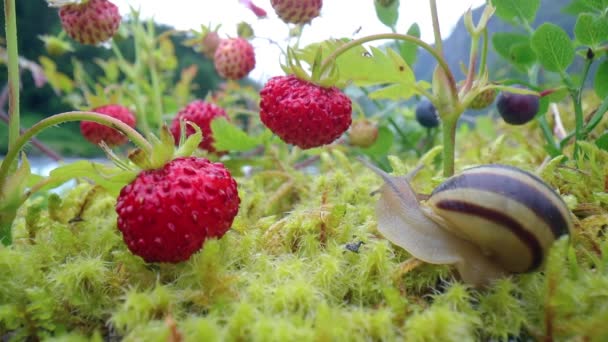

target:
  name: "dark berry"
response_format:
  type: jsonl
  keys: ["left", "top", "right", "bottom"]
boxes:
{"left": 496, "top": 89, "right": 540, "bottom": 125}
{"left": 415, "top": 99, "right": 440, "bottom": 128}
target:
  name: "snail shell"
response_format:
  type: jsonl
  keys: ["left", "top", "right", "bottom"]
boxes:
{"left": 362, "top": 160, "right": 573, "bottom": 286}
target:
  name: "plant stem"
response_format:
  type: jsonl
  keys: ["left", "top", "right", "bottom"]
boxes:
{"left": 429, "top": 0, "right": 443, "bottom": 55}
{"left": 319, "top": 33, "right": 455, "bottom": 91}
{"left": 442, "top": 116, "right": 458, "bottom": 177}
{"left": 4, "top": 0, "right": 19, "bottom": 150}
{"left": 478, "top": 30, "right": 489, "bottom": 78}
{"left": 461, "top": 35, "right": 479, "bottom": 94}
{"left": 148, "top": 58, "right": 164, "bottom": 129}
{"left": 0, "top": 111, "right": 152, "bottom": 191}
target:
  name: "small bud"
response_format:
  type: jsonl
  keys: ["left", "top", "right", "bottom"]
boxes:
{"left": 349, "top": 119, "right": 378, "bottom": 148}
{"left": 468, "top": 88, "right": 497, "bottom": 110}
{"left": 432, "top": 66, "right": 457, "bottom": 116}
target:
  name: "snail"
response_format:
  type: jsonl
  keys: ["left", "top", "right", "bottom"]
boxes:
{"left": 360, "top": 159, "right": 573, "bottom": 286}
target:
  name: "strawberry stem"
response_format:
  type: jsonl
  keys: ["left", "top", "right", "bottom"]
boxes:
{"left": 0, "top": 111, "right": 152, "bottom": 192}
{"left": 4, "top": 0, "right": 19, "bottom": 151}
{"left": 318, "top": 33, "right": 456, "bottom": 94}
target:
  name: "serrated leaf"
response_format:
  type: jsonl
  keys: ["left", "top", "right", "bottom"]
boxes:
{"left": 334, "top": 46, "right": 415, "bottom": 87}
{"left": 531, "top": 23, "right": 575, "bottom": 72}
{"left": 399, "top": 23, "right": 421, "bottom": 66}
{"left": 211, "top": 118, "right": 261, "bottom": 152}
{"left": 38, "top": 56, "right": 74, "bottom": 93}
{"left": 374, "top": 0, "right": 400, "bottom": 28}
{"left": 596, "top": 132, "right": 608, "bottom": 151}
{"left": 492, "top": 33, "right": 537, "bottom": 66}
{"left": 491, "top": 0, "right": 540, "bottom": 24}
{"left": 595, "top": 60, "right": 608, "bottom": 99}
{"left": 575, "top": 13, "right": 608, "bottom": 46}
{"left": 46, "top": 161, "right": 136, "bottom": 196}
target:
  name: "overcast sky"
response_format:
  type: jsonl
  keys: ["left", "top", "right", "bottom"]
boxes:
{"left": 112, "top": 0, "right": 486, "bottom": 82}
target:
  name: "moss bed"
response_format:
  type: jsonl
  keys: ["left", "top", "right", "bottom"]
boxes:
{"left": 2, "top": 113, "right": 608, "bottom": 341}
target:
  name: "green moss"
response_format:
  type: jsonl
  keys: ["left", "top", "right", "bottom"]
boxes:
{"left": 2, "top": 119, "right": 608, "bottom": 340}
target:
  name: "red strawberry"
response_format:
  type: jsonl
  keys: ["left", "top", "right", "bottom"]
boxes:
{"left": 80, "top": 104, "right": 136, "bottom": 146}
{"left": 271, "top": 0, "right": 322, "bottom": 24}
{"left": 58, "top": 0, "right": 121, "bottom": 45}
{"left": 213, "top": 38, "right": 256, "bottom": 80}
{"left": 259, "top": 75, "right": 352, "bottom": 149}
{"left": 115, "top": 157, "right": 240, "bottom": 263}
{"left": 170, "top": 100, "right": 228, "bottom": 153}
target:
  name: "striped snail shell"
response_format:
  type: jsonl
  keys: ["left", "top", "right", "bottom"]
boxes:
{"left": 361, "top": 160, "right": 573, "bottom": 286}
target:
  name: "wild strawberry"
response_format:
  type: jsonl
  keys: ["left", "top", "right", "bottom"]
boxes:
{"left": 58, "top": 0, "right": 121, "bottom": 45}
{"left": 271, "top": 0, "right": 322, "bottom": 24}
{"left": 349, "top": 119, "right": 378, "bottom": 148}
{"left": 260, "top": 75, "right": 352, "bottom": 149}
{"left": 115, "top": 157, "right": 240, "bottom": 263}
{"left": 213, "top": 38, "right": 256, "bottom": 80}
{"left": 170, "top": 100, "right": 228, "bottom": 153}
{"left": 80, "top": 104, "right": 136, "bottom": 146}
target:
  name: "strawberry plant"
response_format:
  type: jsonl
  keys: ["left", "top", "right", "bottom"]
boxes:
{"left": 0, "top": 0, "right": 608, "bottom": 340}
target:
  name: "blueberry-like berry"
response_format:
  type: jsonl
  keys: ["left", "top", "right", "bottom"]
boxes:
{"left": 496, "top": 89, "right": 540, "bottom": 125}
{"left": 415, "top": 99, "right": 440, "bottom": 128}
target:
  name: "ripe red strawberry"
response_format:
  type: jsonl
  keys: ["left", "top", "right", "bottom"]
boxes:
{"left": 260, "top": 74, "right": 352, "bottom": 149}
{"left": 271, "top": 0, "right": 322, "bottom": 24}
{"left": 115, "top": 157, "right": 240, "bottom": 263}
{"left": 170, "top": 100, "right": 228, "bottom": 153}
{"left": 213, "top": 38, "right": 256, "bottom": 80}
{"left": 80, "top": 104, "right": 136, "bottom": 146}
{"left": 58, "top": 0, "right": 121, "bottom": 45}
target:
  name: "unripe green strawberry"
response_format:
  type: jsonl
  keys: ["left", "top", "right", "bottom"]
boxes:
{"left": 468, "top": 88, "right": 497, "bottom": 110}
{"left": 115, "top": 157, "right": 240, "bottom": 263}
{"left": 213, "top": 38, "right": 256, "bottom": 80}
{"left": 80, "top": 104, "right": 136, "bottom": 146}
{"left": 58, "top": 0, "right": 121, "bottom": 45}
{"left": 271, "top": 0, "right": 322, "bottom": 24}
{"left": 349, "top": 119, "right": 378, "bottom": 148}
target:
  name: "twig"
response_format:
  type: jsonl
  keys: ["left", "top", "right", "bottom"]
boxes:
{"left": 550, "top": 103, "right": 567, "bottom": 140}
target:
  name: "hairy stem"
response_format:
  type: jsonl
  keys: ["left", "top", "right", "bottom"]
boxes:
{"left": 4, "top": 0, "right": 19, "bottom": 150}
{"left": 0, "top": 111, "right": 152, "bottom": 191}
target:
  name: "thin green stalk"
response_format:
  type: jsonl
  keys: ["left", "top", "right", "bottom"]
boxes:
{"left": 442, "top": 117, "right": 458, "bottom": 177}
{"left": 429, "top": 0, "right": 443, "bottom": 55}
{"left": 4, "top": 0, "right": 19, "bottom": 150}
{"left": 478, "top": 30, "right": 489, "bottom": 78}
{"left": 0, "top": 111, "right": 152, "bottom": 191}
{"left": 319, "top": 33, "right": 456, "bottom": 91}
{"left": 148, "top": 58, "right": 164, "bottom": 129}
{"left": 537, "top": 114, "right": 561, "bottom": 156}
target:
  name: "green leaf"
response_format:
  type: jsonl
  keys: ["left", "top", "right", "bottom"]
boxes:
{"left": 374, "top": 0, "right": 400, "bottom": 29}
{"left": 595, "top": 132, "right": 608, "bottom": 151}
{"left": 211, "top": 118, "right": 261, "bottom": 152}
{"left": 491, "top": 0, "right": 540, "bottom": 24}
{"left": 360, "top": 126, "right": 394, "bottom": 157}
{"left": 399, "top": 23, "right": 421, "bottom": 66}
{"left": 595, "top": 60, "right": 608, "bottom": 99}
{"left": 574, "top": 13, "right": 608, "bottom": 46}
{"left": 45, "top": 161, "right": 136, "bottom": 196}
{"left": 531, "top": 23, "right": 575, "bottom": 72}
{"left": 563, "top": 0, "right": 606, "bottom": 15}
{"left": 492, "top": 33, "right": 537, "bottom": 67}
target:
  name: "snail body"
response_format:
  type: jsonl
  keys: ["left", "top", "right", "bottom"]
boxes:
{"left": 362, "top": 160, "right": 573, "bottom": 286}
